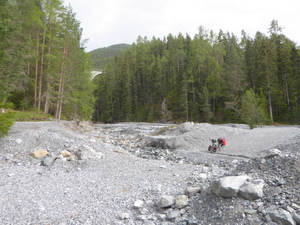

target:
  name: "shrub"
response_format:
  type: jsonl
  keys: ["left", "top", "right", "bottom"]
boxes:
{"left": 0, "top": 111, "right": 15, "bottom": 138}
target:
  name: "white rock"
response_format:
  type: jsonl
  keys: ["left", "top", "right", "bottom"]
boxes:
{"left": 133, "top": 199, "right": 144, "bottom": 208}
{"left": 76, "top": 145, "right": 104, "bottom": 160}
{"left": 15, "top": 139, "right": 22, "bottom": 144}
{"left": 267, "top": 149, "right": 282, "bottom": 158}
{"left": 121, "top": 213, "right": 130, "bottom": 220}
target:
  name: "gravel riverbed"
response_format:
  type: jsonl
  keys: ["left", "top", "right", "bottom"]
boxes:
{"left": 0, "top": 121, "right": 300, "bottom": 224}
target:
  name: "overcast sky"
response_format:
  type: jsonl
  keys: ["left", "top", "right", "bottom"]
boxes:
{"left": 64, "top": 0, "right": 300, "bottom": 52}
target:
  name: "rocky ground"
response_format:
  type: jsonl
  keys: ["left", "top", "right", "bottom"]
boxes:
{"left": 0, "top": 121, "right": 300, "bottom": 225}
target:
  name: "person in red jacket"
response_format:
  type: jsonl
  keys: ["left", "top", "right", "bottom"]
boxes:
{"left": 218, "top": 137, "right": 226, "bottom": 150}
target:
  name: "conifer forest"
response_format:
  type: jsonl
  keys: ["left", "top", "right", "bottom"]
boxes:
{"left": 94, "top": 21, "right": 300, "bottom": 125}
{"left": 1, "top": 0, "right": 300, "bottom": 126}
{"left": 0, "top": 0, "right": 95, "bottom": 121}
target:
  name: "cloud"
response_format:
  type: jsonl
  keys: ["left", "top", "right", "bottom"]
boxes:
{"left": 65, "top": 0, "right": 300, "bottom": 51}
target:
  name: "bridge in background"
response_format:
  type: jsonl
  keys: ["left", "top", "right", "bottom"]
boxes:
{"left": 91, "top": 70, "right": 102, "bottom": 80}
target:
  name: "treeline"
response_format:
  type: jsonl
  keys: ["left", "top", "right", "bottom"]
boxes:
{"left": 94, "top": 21, "right": 300, "bottom": 124}
{"left": 0, "top": 0, "right": 95, "bottom": 120}
{"left": 90, "top": 44, "right": 131, "bottom": 70}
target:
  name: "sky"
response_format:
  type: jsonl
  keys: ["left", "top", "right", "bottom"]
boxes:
{"left": 63, "top": 0, "right": 300, "bottom": 52}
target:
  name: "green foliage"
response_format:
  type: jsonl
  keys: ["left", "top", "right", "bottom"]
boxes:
{"left": 94, "top": 20, "right": 300, "bottom": 124}
{"left": 13, "top": 111, "right": 52, "bottom": 121}
{"left": 0, "top": 102, "right": 15, "bottom": 137}
{"left": 241, "top": 89, "right": 269, "bottom": 128}
{"left": 0, "top": 112, "right": 15, "bottom": 138}
{"left": 89, "top": 44, "right": 131, "bottom": 70}
{"left": 0, "top": 0, "right": 95, "bottom": 121}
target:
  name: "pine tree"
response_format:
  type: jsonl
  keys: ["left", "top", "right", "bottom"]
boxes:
{"left": 241, "top": 89, "right": 268, "bottom": 128}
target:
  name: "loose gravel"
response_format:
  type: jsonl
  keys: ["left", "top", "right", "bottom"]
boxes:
{"left": 0, "top": 121, "right": 300, "bottom": 224}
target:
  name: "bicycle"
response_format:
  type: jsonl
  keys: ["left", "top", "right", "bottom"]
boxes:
{"left": 208, "top": 137, "right": 226, "bottom": 153}
{"left": 208, "top": 139, "right": 218, "bottom": 153}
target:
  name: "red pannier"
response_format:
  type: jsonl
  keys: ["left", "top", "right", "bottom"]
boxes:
{"left": 218, "top": 137, "right": 227, "bottom": 147}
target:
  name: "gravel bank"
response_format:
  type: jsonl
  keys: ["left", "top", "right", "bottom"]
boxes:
{"left": 0, "top": 121, "right": 300, "bottom": 224}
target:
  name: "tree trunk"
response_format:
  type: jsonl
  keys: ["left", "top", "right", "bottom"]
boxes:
{"left": 38, "top": 28, "right": 46, "bottom": 111}
{"left": 34, "top": 33, "right": 40, "bottom": 110}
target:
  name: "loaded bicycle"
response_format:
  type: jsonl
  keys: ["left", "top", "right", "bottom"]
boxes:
{"left": 208, "top": 137, "right": 226, "bottom": 153}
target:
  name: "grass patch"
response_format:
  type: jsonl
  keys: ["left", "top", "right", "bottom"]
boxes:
{"left": 151, "top": 125, "right": 177, "bottom": 136}
{"left": 14, "top": 111, "right": 53, "bottom": 121}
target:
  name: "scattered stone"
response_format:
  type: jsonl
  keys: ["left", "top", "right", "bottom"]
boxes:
{"left": 121, "top": 213, "right": 130, "bottom": 220}
{"left": 188, "top": 215, "right": 198, "bottom": 225}
{"left": 145, "top": 136, "right": 179, "bottom": 149}
{"left": 60, "top": 150, "right": 71, "bottom": 157}
{"left": 133, "top": 199, "right": 144, "bottom": 208}
{"left": 41, "top": 155, "right": 57, "bottom": 166}
{"left": 175, "top": 195, "right": 189, "bottom": 209}
{"left": 156, "top": 214, "right": 166, "bottom": 221}
{"left": 76, "top": 145, "right": 104, "bottom": 160}
{"left": 66, "top": 154, "right": 76, "bottom": 161}
{"left": 160, "top": 195, "right": 175, "bottom": 208}
{"left": 185, "top": 186, "right": 201, "bottom": 197}
{"left": 166, "top": 209, "right": 181, "bottom": 220}
{"left": 267, "top": 149, "right": 282, "bottom": 158}
{"left": 29, "top": 149, "right": 49, "bottom": 159}
{"left": 15, "top": 139, "right": 22, "bottom": 144}
{"left": 136, "top": 215, "right": 153, "bottom": 221}
{"left": 267, "top": 207, "right": 296, "bottom": 225}
{"left": 244, "top": 209, "right": 257, "bottom": 215}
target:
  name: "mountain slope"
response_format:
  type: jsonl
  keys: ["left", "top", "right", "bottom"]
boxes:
{"left": 89, "top": 43, "right": 131, "bottom": 70}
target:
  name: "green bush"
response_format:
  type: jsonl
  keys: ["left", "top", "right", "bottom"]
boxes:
{"left": 0, "top": 111, "right": 15, "bottom": 138}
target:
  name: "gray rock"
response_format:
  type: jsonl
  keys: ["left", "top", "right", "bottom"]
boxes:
{"left": 267, "top": 207, "right": 296, "bottom": 225}
{"left": 160, "top": 195, "right": 175, "bottom": 208}
{"left": 41, "top": 155, "right": 57, "bottom": 166}
{"left": 76, "top": 145, "right": 104, "bottom": 160}
{"left": 211, "top": 175, "right": 251, "bottom": 198}
{"left": 238, "top": 180, "right": 264, "bottom": 200}
{"left": 179, "top": 122, "right": 194, "bottom": 133}
{"left": 145, "top": 136, "right": 179, "bottom": 149}
{"left": 185, "top": 186, "right": 201, "bottom": 197}
{"left": 292, "top": 213, "right": 300, "bottom": 224}
{"left": 136, "top": 214, "right": 153, "bottom": 221}
{"left": 267, "top": 149, "right": 282, "bottom": 158}
{"left": 166, "top": 209, "right": 181, "bottom": 220}
{"left": 156, "top": 214, "right": 166, "bottom": 221}
{"left": 244, "top": 209, "right": 257, "bottom": 215}
{"left": 175, "top": 195, "right": 189, "bottom": 209}
{"left": 188, "top": 215, "right": 198, "bottom": 225}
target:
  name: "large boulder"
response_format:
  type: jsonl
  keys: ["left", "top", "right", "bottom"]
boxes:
{"left": 238, "top": 180, "right": 264, "bottom": 200}
{"left": 211, "top": 175, "right": 251, "bottom": 198}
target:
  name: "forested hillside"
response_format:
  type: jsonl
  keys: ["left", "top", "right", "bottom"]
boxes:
{"left": 89, "top": 44, "right": 131, "bottom": 70}
{"left": 0, "top": 0, "right": 95, "bottom": 121}
{"left": 94, "top": 21, "right": 300, "bottom": 125}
